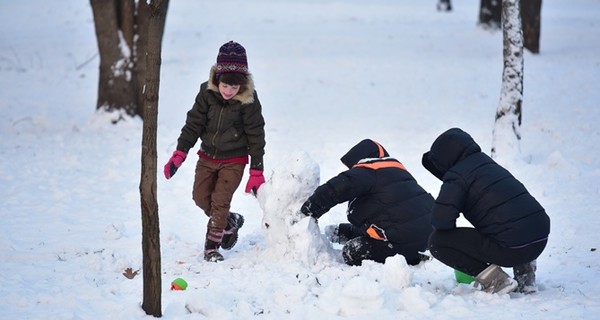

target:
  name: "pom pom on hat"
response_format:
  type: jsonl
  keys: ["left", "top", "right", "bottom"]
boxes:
{"left": 215, "top": 41, "right": 249, "bottom": 75}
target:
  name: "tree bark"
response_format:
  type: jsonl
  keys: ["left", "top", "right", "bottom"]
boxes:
{"left": 491, "top": 0, "right": 523, "bottom": 159}
{"left": 478, "top": 0, "right": 542, "bottom": 54}
{"left": 90, "top": 0, "right": 137, "bottom": 119}
{"left": 521, "top": 0, "right": 542, "bottom": 54}
{"left": 478, "top": 0, "right": 502, "bottom": 29}
{"left": 90, "top": 0, "right": 164, "bottom": 121}
{"left": 135, "top": 2, "right": 151, "bottom": 118}
{"left": 140, "top": 0, "right": 169, "bottom": 317}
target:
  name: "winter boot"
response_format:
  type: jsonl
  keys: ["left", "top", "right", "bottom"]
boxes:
{"left": 324, "top": 225, "right": 342, "bottom": 243}
{"left": 474, "top": 264, "right": 518, "bottom": 294}
{"left": 513, "top": 260, "right": 537, "bottom": 293}
{"left": 325, "top": 223, "right": 360, "bottom": 244}
{"left": 204, "top": 227, "right": 224, "bottom": 262}
{"left": 221, "top": 212, "right": 245, "bottom": 250}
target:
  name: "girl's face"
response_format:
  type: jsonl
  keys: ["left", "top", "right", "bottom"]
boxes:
{"left": 218, "top": 82, "right": 240, "bottom": 100}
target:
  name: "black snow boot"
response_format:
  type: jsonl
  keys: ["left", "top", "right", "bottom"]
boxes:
{"left": 513, "top": 260, "right": 537, "bottom": 293}
{"left": 325, "top": 223, "right": 361, "bottom": 244}
{"left": 221, "top": 212, "right": 245, "bottom": 250}
{"left": 204, "top": 227, "right": 224, "bottom": 262}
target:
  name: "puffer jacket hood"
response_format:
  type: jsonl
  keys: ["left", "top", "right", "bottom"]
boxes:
{"left": 207, "top": 65, "right": 256, "bottom": 105}
{"left": 422, "top": 128, "right": 481, "bottom": 180}
{"left": 340, "top": 139, "right": 390, "bottom": 168}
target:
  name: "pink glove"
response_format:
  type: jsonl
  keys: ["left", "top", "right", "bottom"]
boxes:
{"left": 245, "top": 169, "right": 265, "bottom": 195}
{"left": 164, "top": 150, "right": 187, "bottom": 179}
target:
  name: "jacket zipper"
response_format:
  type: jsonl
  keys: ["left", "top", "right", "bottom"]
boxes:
{"left": 210, "top": 106, "right": 224, "bottom": 159}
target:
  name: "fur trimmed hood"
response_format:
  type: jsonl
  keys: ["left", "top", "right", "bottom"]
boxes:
{"left": 207, "top": 65, "right": 255, "bottom": 105}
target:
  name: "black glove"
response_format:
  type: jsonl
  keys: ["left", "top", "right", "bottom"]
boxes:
{"left": 300, "top": 200, "right": 313, "bottom": 217}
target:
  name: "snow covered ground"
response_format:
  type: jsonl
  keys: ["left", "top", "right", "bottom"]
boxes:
{"left": 1, "top": 0, "right": 599, "bottom": 318}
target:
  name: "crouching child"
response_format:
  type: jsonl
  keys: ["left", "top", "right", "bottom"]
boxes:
{"left": 300, "top": 139, "right": 434, "bottom": 266}
{"left": 422, "top": 128, "right": 550, "bottom": 294}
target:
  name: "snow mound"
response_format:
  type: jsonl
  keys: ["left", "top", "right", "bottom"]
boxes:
{"left": 256, "top": 151, "right": 336, "bottom": 266}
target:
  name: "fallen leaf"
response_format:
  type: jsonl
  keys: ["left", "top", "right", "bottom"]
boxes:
{"left": 123, "top": 268, "right": 139, "bottom": 279}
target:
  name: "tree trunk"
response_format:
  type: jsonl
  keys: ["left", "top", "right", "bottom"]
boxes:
{"left": 140, "top": 0, "right": 169, "bottom": 317}
{"left": 521, "top": 0, "right": 542, "bottom": 54}
{"left": 90, "top": 0, "right": 137, "bottom": 120}
{"left": 478, "top": 0, "right": 542, "bottom": 54}
{"left": 478, "top": 0, "right": 502, "bottom": 29}
{"left": 135, "top": 2, "right": 151, "bottom": 118}
{"left": 90, "top": 0, "right": 163, "bottom": 121}
{"left": 491, "top": 0, "right": 523, "bottom": 160}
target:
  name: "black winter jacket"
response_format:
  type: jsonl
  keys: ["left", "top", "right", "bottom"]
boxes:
{"left": 301, "top": 139, "right": 434, "bottom": 250}
{"left": 422, "top": 128, "right": 550, "bottom": 248}
{"left": 176, "top": 66, "right": 266, "bottom": 170}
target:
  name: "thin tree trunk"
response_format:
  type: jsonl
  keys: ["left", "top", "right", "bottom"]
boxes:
{"left": 140, "top": 0, "right": 169, "bottom": 317}
{"left": 135, "top": 2, "right": 151, "bottom": 118}
{"left": 491, "top": 0, "right": 523, "bottom": 160}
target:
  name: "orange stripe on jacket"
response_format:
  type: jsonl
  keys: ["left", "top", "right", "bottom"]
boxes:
{"left": 372, "top": 140, "right": 385, "bottom": 158}
{"left": 353, "top": 160, "right": 407, "bottom": 171}
{"left": 366, "top": 225, "right": 386, "bottom": 241}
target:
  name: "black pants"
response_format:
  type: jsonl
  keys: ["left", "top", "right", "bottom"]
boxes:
{"left": 428, "top": 228, "right": 547, "bottom": 276}
{"left": 338, "top": 223, "right": 423, "bottom": 266}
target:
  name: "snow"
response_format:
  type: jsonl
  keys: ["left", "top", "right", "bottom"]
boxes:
{"left": 1, "top": 0, "right": 599, "bottom": 319}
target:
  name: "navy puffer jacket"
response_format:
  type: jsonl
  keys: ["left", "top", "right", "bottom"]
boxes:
{"left": 422, "top": 128, "right": 550, "bottom": 247}
{"left": 301, "top": 139, "right": 434, "bottom": 250}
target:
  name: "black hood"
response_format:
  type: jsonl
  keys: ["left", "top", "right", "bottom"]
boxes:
{"left": 341, "top": 139, "right": 390, "bottom": 168}
{"left": 422, "top": 128, "right": 481, "bottom": 180}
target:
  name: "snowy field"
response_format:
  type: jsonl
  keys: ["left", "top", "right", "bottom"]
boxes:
{"left": 1, "top": 0, "right": 599, "bottom": 319}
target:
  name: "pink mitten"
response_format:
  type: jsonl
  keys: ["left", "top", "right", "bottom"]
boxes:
{"left": 244, "top": 169, "right": 265, "bottom": 194}
{"left": 164, "top": 150, "right": 187, "bottom": 179}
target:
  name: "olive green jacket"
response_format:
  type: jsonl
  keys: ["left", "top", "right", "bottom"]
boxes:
{"left": 176, "top": 66, "right": 266, "bottom": 170}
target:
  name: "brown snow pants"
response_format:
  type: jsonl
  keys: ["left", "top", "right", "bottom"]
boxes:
{"left": 192, "top": 157, "right": 244, "bottom": 230}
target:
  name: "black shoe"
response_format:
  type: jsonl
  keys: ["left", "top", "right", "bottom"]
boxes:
{"left": 514, "top": 260, "right": 537, "bottom": 293}
{"left": 221, "top": 212, "right": 245, "bottom": 250}
{"left": 204, "top": 249, "right": 224, "bottom": 262}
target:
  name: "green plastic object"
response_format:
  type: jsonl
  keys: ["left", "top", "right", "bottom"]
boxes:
{"left": 454, "top": 269, "right": 475, "bottom": 284}
{"left": 171, "top": 278, "right": 188, "bottom": 290}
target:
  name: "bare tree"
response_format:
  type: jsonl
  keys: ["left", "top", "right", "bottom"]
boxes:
{"left": 90, "top": 0, "right": 155, "bottom": 121}
{"left": 139, "top": 0, "right": 169, "bottom": 317}
{"left": 491, "top": 0, "right": 523, "bottom": 159}
{"left": 478, "top": 0, "right": 542, "bottom": 54}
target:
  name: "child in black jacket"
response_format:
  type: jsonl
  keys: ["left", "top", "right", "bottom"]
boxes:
{"left": 301, "top": 139, "right": 434, "bottom": 266}
{"left": 422, "top": 128, "right": 550, "bottom": 294}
